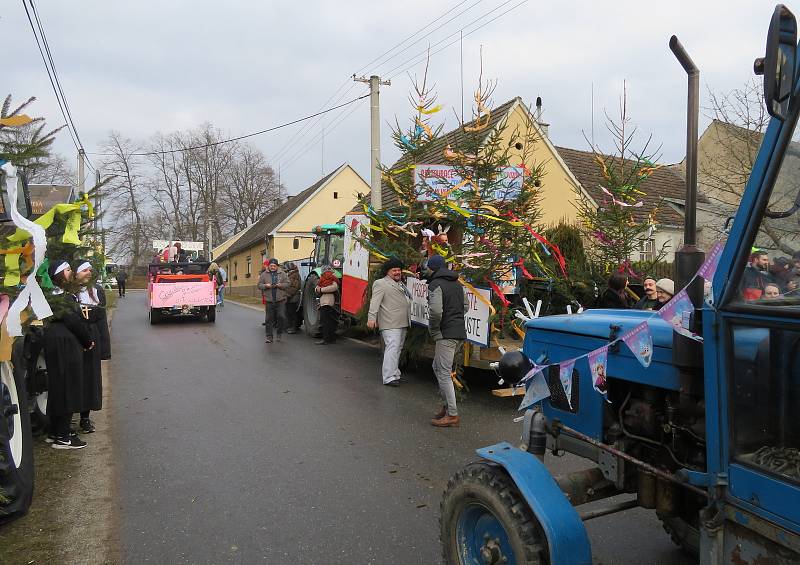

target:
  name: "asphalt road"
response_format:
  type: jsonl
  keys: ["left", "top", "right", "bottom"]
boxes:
{"left": 111, "top": 292, "right": 693, "bottom": 564}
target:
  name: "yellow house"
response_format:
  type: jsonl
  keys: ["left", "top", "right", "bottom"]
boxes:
{"left": 380, "top": 96, "right": 690, "bottom": 262}
{"left": 216, "top": 163, "right": 369, "bottom": 295}
{"left": 380, "top": 96, "right": 589, "bottom": 227}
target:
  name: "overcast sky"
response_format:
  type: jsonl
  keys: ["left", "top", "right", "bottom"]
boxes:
{"left": 4, "top": 0, "right": 784, "bottom": 195}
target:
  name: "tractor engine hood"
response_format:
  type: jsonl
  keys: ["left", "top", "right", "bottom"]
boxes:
{"left": 522, "top": 309, "right": 681, "bottom": 391}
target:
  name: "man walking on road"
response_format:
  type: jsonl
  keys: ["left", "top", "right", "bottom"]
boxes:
{"left": 367, "top": 257, "right": 411, "bottom": 387}
{"left": 426, "top": 254, "right": 468, "bottom": 428}
{"left": 258, "top": 258, "right": 289, "bottom": 343}
{"left": 116, "top": 268, "right": 127, "bottom": 297}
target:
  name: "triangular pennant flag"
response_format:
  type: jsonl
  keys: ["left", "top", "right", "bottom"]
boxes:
{"left": 519, "top": 370, "right": 551, "bottom": 411}
{"left": 559, "top": 359, "right": 576, "bottom": 408}
{"left": 621, "top": 322, "right": 653, "bottom": 368}
{"left": 697, "top": 240, "right": 724, "bottom": 281}
{"left": 587, "top": 345, "right": 609, "bottom": 398}
{"left": 518, "top": 363, "right": 548, "bottom": 385}
{"left": 658, "top": 288, "right": 703, "bottom": 342}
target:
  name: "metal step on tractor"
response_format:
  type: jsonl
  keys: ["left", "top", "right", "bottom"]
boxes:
{"left": 440, "top": 5, "right": 800, "bottom": 564}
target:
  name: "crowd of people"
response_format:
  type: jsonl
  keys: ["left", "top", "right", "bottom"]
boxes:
{"left": 252, "top": 254, "right": 465, "bottom": 428}
{"left": 742, "top": 250, "right": 799, "bottom": 300}
{"left": 43, "top": 260, "right": 111, "bottom": 450}
{"left": 598, "top": 272, "right": 676, "bottom": 311}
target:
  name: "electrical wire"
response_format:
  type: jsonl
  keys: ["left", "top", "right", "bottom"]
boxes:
{"left": 88, "top": 94, "right": 369, "bottom": 157}
{"left": 385, "top": 0, "right": 529, "bottom": 80}
{"left": 23, "top": 0, "right": 96, "bottom": 171}
{"left": 280, "top": 98, "right": 368, "bottom": 172}
{"left": 273, "top": 0, "right": 485, "bottom": 169}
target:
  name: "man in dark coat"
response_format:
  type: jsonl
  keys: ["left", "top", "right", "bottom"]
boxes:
{"left": 634, "top": 277, "right": 659, "bottom": 310}
{"left": 116, "top": 268, "right": 127, "bottom": 297}
{"left": 426, "top": 254, "right": 468, "bottom": 428}
{"left": 742, "top": 251, "right": 773, "bottom": 300}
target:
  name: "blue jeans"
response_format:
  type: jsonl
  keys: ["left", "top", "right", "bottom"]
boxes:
{"left": 218, "top": 286, "right": 224, "bottom": 305}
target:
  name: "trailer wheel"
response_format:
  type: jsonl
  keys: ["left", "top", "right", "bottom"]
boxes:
{"left": 658, "top": 513, "right": 700, "bottom": 556}
{"left": 302, "top": 274, "right": 321, "bottom": 337}
{"left": 0, "top": 359, "right": 34, "bottom": 523}
{"left": 149, "top": 308, "right": 161, "bottom": 325}
{"left": 206, "top": 306, "right": 216, "bottom": 323}
{"left": 441, "top": 462, "right": 547, "bottom": 565}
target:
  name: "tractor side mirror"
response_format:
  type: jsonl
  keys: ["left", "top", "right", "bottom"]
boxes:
{"left": 755, "top": 4, "right": 797, "bottom": 120}
{"left": 0, "top": 169, "right": 33, "bottom": 221}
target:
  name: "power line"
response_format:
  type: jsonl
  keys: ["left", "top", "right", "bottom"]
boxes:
{"left": 387, "top": 0, "right": 530, "bottom": 80}
{"left": 87, "top": 94, "right": 370, "bottom": 157}
{"left": 356, "top": 0, "right": 482, "bottom": 76}
{"left": 21, "top": 0, "right": 79, "bottom": 151}
{"left": 273, "top": 1, "right": 484, "bottom": 169}
{"left": 281, "top": 98, "right": 368, "bottom": 173}
{"left": 385, "top": 0, "right": 526, "bottom": 80}
{"left": 23, "top": 0, "right": 96, "bottom": 171}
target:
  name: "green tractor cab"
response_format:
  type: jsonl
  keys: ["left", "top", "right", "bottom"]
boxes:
{"left": 301, "top": 223, "right": 346, "bottom": 336}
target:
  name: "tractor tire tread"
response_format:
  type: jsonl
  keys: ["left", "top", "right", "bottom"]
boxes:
{"left": 440, "top": 462, "right": 547, "bottom": 564}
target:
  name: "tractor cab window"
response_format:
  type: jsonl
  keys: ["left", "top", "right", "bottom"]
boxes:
{"left": 734, "top": 126, "right": 800, "bottom": 307}
{"left": 729, "top": 115, "right": 800, "bottom": 485}
{"left": 314, "top": 235, "right": 329, "bottom": 265}
{"left": 330, "top": 233, "right": 344, "bottom": 269}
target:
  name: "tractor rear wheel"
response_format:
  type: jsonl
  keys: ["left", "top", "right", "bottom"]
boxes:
{"left": 0, "top": 358, "right": 34, "bottom": 524}
{"left": 441, "top": 461, "right": 548, "bottom": 565}
{"left": 302, "top": 274, "right": 321, "bottom": 337}
{"left": 206, "top": 306, "right": 216, "bottom": 323}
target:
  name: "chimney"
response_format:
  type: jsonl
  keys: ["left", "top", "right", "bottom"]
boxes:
{"left": 535, "top": 96, "right": 549, "bottom": 137}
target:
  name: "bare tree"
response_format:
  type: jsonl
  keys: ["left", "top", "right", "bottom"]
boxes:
{"left": 148, "top": 132, "right": 188, "bottom": 238}
{"left": 25, "top": 153, "right": 75, "bottom": 186}
{"left": 701, "top": 79, "right": 799, "bottom": 252}
{"left": 223, "top": 144, "right": 285, "bottom": 233}
{"left": 101, "top": 131, "right": 149, "bottom": 266}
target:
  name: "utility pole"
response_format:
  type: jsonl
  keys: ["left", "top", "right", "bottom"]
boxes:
{"left": 354, "top": 74, "right": 390, "bottom": 211}
{"left": 77, "top": 149, "right": 85, "bottom": 195}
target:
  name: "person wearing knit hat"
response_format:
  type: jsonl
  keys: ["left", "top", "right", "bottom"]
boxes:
{"left": 655, "top": 278, "right": 675, "bottom": 310}
{"left": 42, "top": 259, "right": 94, "bottom": 449}
{"left": 368, "top": 257, "right": 411, "bottom": 386}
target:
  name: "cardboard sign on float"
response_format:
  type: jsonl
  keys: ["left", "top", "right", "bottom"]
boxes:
{"left": 341, "top": 214, "right": 370, "bottom": 316}
{"left": 406, "top": 278, "right": 491, "bottom": 347}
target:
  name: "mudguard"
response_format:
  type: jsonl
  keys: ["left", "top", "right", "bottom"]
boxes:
{"left": 477, "top": 442, "right": 592, "bottom": 565}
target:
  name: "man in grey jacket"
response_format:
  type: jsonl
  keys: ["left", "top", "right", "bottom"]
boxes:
{"left": 258, "top": 258, "right": 290, "bottom": 343}
{"left": 426, "top": 254, "right": 469, "bottom": 427}
{"left": 367, "top": 257, "right": 411, "bottom": 387}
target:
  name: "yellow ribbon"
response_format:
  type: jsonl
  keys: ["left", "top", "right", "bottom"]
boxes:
{"left": 417, "top": 104, "right": 443, "bottom": 115}
{"left": 0, "top": 242, "right": 34, "bottom": 287}
{"left": 0, "top": 115, "right": 33, "bottom": 127}
{"left": 8, "top": 193, "right": 95, "bottom": 244}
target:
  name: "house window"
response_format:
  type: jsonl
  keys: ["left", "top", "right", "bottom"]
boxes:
{"left": 233, "top": 262, "right": 238, "bottom": 281}
{"left": 333, "top": 191, "right": 339, "bottom": 199}
{"left": 638, "top": 239, "right": 655, "bottom": 262}
{"left": 246, "top": 256, "right": 252, "bottom": 278}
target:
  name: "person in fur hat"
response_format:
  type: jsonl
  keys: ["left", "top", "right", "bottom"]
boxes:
{"left": 367, "top": 257, "right": 411, "bottom": 386}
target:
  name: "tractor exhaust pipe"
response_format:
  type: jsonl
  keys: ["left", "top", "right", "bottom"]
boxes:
{"left": 669, "top": 36, "right": 705, "bottom": 384}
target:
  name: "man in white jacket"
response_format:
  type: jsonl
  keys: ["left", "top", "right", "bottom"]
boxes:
{"left": 367, "top": 257, "right": 411, "bottom": 387}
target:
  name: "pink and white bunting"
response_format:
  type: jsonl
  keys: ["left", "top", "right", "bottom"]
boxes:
{"left": 658, "top": 288, "right": 703, "bottom": 342}
{"left": 587, "top": 346, "right": 609, "bottom": 397}
{"left": 559, "top": 358, "right": 576, "bottom": 408}
{"left": 697, "top": 240, "right": 725, "bottom": 281}
{"left": 621, "top": 322, "right": 653, "bottom": 368}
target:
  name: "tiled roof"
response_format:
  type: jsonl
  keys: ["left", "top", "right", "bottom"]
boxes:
{"left": 554, "top": 146, "right": 701, "bottom": 227}
{"left": 380, "top": 97, "right": 522, "bottom": 208}
{"left": 217, "top": 165, "right": 344, "bottom": 261}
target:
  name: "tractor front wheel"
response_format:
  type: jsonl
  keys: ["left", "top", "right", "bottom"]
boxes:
{"left": 0, "top": 359, "right": 34, "bottom": 523}
{"left": 441, "top": 462, "right": 548, "bottom": 565}
{"left": 302, "top": 274, "right": 321, "bottom": 337}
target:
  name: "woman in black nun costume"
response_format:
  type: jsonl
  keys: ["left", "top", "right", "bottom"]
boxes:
{"left": 43, "top": 260, "right": 94, "bottom": 449}
{"left": 75, "top": 261, "right": 109, "bottom": 433}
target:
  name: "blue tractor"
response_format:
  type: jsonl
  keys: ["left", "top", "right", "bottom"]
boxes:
{"left": 440, "top": 6, "right": 800, "bottom": 564}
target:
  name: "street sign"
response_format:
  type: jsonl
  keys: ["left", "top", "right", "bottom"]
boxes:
{"left": 413, "top": 164, "right": 524, "bottom": 202}
{"left": 406, "top": 278, "right": 491, "bottom": 347}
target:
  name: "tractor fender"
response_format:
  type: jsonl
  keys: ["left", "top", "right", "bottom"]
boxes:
{"left": 477, "top": 441, "right": 592, "bottom": 565}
